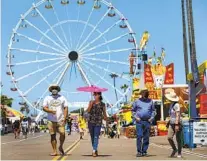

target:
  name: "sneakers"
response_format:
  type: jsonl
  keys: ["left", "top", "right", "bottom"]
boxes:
{"left": 136, "top": 152, "right": 142, "bottom": 157}
{"left": 177, "top": 154, "right": 182, "bottom": 158}
{"left": 92, "top": 150, "right": 97, "bottom": 157}
{"left": 170, "top": 149, "right": 178, "bottom": 158}
{"left": 142, "top": 152, "right": 148, "bottom": 156}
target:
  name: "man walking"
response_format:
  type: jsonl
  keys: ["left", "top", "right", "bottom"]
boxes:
{"left": 43, "top": 84, "right": 68, "bottom": 156}
{"left": 132, "top": 88, "right": 156, "bottom": 157}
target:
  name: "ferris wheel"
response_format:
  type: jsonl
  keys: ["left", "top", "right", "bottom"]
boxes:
{"left": 7, "top": 0, "right": 140, "bottom": 114}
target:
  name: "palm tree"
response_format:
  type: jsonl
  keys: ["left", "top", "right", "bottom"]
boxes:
{"left": 181, "top": 0, "right": 189, "bottom": 83}
{"left": 20, "top": 106, "right": 26, "bottom": 114}
{"left": 121, "top": 84, "right": 129, "bottom": 103}
{"left": 109, "top": 73, "right": 118, "bottom": 103}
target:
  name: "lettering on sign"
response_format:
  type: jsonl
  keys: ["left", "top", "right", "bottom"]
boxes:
{"left": 193, "top": 122, "right": 207, "bottom": 145}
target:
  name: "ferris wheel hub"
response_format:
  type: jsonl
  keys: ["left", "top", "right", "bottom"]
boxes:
{"left": 68, "top": 51, "right": 78, "bottom": 61}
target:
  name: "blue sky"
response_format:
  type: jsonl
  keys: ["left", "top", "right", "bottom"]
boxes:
{"left": 1, "top": 0, "right": 207, "bottom": 113}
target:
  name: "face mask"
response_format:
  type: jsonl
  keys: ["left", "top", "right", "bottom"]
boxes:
{"left": 52, "top": 89, "right": 58, "bottom": 95}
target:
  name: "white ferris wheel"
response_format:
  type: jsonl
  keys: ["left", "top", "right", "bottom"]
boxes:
{"left": 7, "top": 0, "right": 141, "bottom": 115}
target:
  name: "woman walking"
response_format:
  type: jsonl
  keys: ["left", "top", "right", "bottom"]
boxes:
{"left": 165, "top": 91, "right": 183, "bottom": 158}
{"left": 78, "top": 113, "right": 86, "bottom": 139}
{"left": 87, "top": 92, "right": 108, "bottom": 157}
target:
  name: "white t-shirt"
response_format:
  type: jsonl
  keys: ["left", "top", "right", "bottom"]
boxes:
{"left": 43, "top": 95, "right": 68, "bottom": 122}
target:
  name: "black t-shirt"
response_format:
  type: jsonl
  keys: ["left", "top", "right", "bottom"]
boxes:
{"left": 13, "top": 121, "right": 20, "bottom": 129}
{"left": 67, "top": 118, "right": 73, "bottom": 126}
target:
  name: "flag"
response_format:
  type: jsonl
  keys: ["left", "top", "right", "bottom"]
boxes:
{"left": 161, "top": 48, "right": 166, "bottom": 60}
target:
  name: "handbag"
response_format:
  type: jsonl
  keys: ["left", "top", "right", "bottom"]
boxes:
{"left": 83, "top": 111, "right": 90, "bottom": 121}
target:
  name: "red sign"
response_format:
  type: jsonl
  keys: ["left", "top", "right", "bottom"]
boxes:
{"left": 200, "top": 94, "right": 207, "bottom": 115}
{"left": 144, "top": 64, "right": 154, "bottom": 84}
{"left": 164, "top": 63, "right": 174, "bottom": 84}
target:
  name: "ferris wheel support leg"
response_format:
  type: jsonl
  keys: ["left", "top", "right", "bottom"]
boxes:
{"left": 56, "top": 63, "right": 70, "bottom": 85}
{"left": 35, "top": 111, "right": 44, "bottom": 123}
{"left": 77, "top": 62, "right": 91, "bottom": 86}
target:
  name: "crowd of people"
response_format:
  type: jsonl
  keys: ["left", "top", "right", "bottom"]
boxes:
{"left": 9, "top": 83, "right": 183, "bottom": 158}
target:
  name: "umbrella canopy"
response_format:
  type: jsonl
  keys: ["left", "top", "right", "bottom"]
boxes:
{"left": 77, "top": 85, "right": 108, "bottom": 93}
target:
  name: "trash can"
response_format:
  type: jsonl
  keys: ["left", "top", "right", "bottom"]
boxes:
{"left": 183, "top": 121, "right": 196, "bottom": 148}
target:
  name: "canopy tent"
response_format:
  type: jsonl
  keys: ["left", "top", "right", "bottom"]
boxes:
{"left": 5, "top": 106, "right": 24, "bottom": 117}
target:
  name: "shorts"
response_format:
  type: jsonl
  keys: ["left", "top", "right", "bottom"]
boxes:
{"left": 47, "top": 121, "right": 65, "bottom": 135}
{"left": 79, "top": 127, "right": 85, "bottom": 133}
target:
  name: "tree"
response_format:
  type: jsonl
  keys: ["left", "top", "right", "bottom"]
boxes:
{"left": 0, "top": 95, "right": 13, "bottom": 107}
{"left": 20, "top": 106, "right": 26, "bottom": 114}
{"left": 0, "top": 95, "right": 13, "bottom": 125}
{"left": 109, "top": 73, "right": 118, "bottom": 103}
{"left": 121, "top": 84, "right": 129, "bottom": 103}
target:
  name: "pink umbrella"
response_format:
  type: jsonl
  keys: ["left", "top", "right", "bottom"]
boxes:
{"left": 77, "top": 85, "right": 108, "bottom": 93}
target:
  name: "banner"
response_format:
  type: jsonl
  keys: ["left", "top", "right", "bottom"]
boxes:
{"left": 144, "top": 64, "right": 154, "bottom": 89}
{"left": 164, "top": 63, "right": 174, "bottom": 84}
{"left": 132, "top": 78, "right": 140, "bottom": 91}
{"left": 193, "top": 122, "right": 207, "bottom": 145}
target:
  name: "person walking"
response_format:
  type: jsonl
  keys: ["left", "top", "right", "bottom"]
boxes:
{"left": 21, "top": 117, "right": 29, "bottom": 139}
{"left": 43, "top": 84, "right": 68, "bottom": 156}
{"left": 78, "top": 113, "right": 86, "bottom": 139}
{"left": 165, "top": 91, "right": 183, "bottom": 158}
{"left": 132, "top": 88, "right": 156, "bottom": 157}
{"left": 87, "top": 92, "right": 108, "bottom": 157}
{"left": 12, "top": 120, "right": 20, "bottom": 139}
{"left": 66, "top": 114, "right": 73, "bottom": 135}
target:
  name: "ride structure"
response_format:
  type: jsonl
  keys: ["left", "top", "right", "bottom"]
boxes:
{"left": 6, "top": 0, "right": 143, "bottom": 121}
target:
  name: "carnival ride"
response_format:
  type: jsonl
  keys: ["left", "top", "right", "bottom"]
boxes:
{"left": 6, "top": 0, "right": 146, "bottom": 121}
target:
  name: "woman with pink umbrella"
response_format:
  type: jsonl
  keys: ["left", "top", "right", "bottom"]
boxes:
{"left": 77, "top": 85, "right": 108, "bottom": 157}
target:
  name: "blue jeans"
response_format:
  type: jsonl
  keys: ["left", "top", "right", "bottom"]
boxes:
{"left": 136, "top": 121, "right": 151, "bottom": 154}
{"left": 88, "top": 123, "right": 101, "bottom": 151}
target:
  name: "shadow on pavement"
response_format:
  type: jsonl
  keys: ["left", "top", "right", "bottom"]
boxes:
{"left": 82, "top": 155, "right": 112, "bottom": 157}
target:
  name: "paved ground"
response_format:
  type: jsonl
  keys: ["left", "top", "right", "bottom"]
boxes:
{"left": 1, "top": 132, "right": 207, "bottom": 160}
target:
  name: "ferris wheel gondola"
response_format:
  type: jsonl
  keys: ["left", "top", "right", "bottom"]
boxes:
{"left": 7, "top": 0, "right": 142, "bottom": 117}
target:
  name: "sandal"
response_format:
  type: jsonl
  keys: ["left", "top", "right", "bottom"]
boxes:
{"left": 50, "top": 153, "right": 57, "bottom": 156}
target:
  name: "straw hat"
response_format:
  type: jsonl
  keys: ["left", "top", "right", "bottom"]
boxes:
{"left": 49, "top": 84, "right": 61, "bottom": 92}
{"left": 165, "top": 92, "right": 179, "bottom": 102}
{"left": 164, "top": 88, "right": 175, "bottom": 95}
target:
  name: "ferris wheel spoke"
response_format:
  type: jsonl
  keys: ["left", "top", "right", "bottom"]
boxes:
{"left": 35, "top": 8, "right": 69, "bottom": 51}
{"left": 83, "top": 57, "right": 129, "bottom": 66}
{"left": 14, "top": 57, "right": 65, "bottom": 66}
{"left": 82, "top": 60, "right": 130, "bottom": 81}
{"left": 79, "top": 62, "right": 112, "bottom": 108}
{"left": 65, "top": 6, "right": 72, "bottom": 49}
{"left": 24, "top": 20, "right": 67, "bottom": 53}
{"left": 23, "top": 61, "right": 67, "bottom": 95}
{"left": 77, "top": 8, "right": 110, "bottom": 51}
{"left": 81, "top": 61, "right": 124, "bottom": 96}
{"left": 79, "top": 20, "right": 121, "bottom": 53}
{"left": 16, "top": 59, "right": 66, "bottom": 82}
{"left": 34, "top": 66, "right": 65, "bottom": 108}
{"left": 82, "top": 48, "right": 132, "bottom": 57}
{"left": 56, "top": 62, "right": 70, "bottom": 85}
{"left": 81, "top": 33, "right": 128, "bottom": 54}
{"left": 16, "top": 33, "right": 65, "bottom": 55}
{"left": 75, "top": 4, "right": 95, "bottom": 50}
{"left": 10, "top": 48, "right": 66, "bottom": 57}
{"left": 77, "top": 62, "right": 91, "bottom": 86}
{"left": 50, "top": 2, "right": 70, "bottom": 50}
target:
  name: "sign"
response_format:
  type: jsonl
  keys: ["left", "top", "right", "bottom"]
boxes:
{"left": 193, "top": 122, "right": 207, "bottom": 145}
{"left": 164, "top": 63, "right": 174, "bottom": 84}
{"left": 144, "top": 64, "right": 154, "bottom": 85}
{"left": 68, "top": 102, "right": 88, "bottom": 108}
